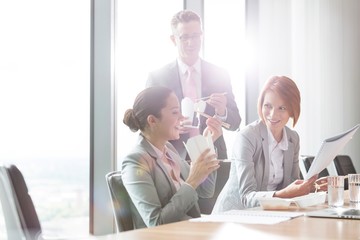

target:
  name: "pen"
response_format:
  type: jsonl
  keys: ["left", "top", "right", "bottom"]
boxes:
{"left": 195, "top": 111, "right": 231, "bottom": 129}
{"left": 315, "top": 175, "right": 348, "bottom": 188}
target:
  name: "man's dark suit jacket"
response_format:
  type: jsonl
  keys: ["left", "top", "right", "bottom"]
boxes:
{"left": 146, "top": 59, "right": 241, "bottom": 160}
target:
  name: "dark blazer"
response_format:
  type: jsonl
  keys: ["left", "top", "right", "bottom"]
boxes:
{"left": 146, "top": 59, "right": 241, "bottom": 160}
{"left": 212, "top": 120, "right": 300, "bottom": 213}
{"left": 121, "top": 134, "right": 217, "bottom": 229}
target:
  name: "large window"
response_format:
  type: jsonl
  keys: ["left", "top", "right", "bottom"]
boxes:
{"left": 0, "top": 0, "right": 90, "bottom": 237}
{"left": 203, "top": 1, "right": 246, "bottom": 155}
{"left": 115, "top": 1, "right": 183, "bottom": 162}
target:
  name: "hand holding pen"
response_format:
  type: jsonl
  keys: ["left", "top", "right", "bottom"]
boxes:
{"left": 314, "top": 175, "right": 348, "bottom": 192}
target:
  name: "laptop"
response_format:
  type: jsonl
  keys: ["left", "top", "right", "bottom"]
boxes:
{"left": 306, "top": 208, "right": 360, "bottom": 220}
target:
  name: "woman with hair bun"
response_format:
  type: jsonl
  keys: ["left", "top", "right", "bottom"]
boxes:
{"left": 122, "top": 86, "right": 221, "bottom": 229}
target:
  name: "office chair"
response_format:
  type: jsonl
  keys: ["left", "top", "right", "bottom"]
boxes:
{"left": 105, "top": 171, "right": 134, "bottom": 232}
{"left": 2, "top": 164, "right": 85, "bottom": 240}
{"left": 0, "top": 165, "right": 27, "bottom": 240}
{"left": 4, "top": 164, "right": 42, "bottom": 240}
{"left": 301, "top": 155, "right": 330, "bottom": 178}
{"left": 333, "top": 155, "right": 356, "bottom": 175}
{"left": 333, "top": 155, "right": 356, "bottom": 189}
{"left": 198, "top": 161, "right": 231, "bottom": 214}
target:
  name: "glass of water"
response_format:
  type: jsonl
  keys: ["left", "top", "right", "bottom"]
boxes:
{"left": 348, "top": 174, "right": 360, "bottom": 209}
{"left": 327, "top": 176, "right": 344, "bottom": 207}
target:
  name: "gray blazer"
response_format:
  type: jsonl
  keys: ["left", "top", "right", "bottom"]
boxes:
{"left": 121, "top": 134, "right": 217, "bottom": 229}
{"left": 146, "top": 60, "right": 241, "bottom": 160}
{"left": 212, "top": 120, "right": 300, "bottom": 213}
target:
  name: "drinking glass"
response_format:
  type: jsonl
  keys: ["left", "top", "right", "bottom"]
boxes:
{"left": 348, "top": 174, "right": 360, "bottom": 209}
{"left": 327, "top": 176, "right": 344, "bottom": 207}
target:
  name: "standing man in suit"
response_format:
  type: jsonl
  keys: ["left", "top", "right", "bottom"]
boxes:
{"left": 146, "top": 10, "right": 241, "bottom": 160}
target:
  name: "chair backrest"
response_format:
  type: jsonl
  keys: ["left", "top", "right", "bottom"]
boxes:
{"left": 333, "top": 155, "right": 356, "bottom": 190}
{"left": 0, "top": 165, "right": 26, "bottom": 240}
{"left": 333, "top": 155, "right": 356, "bottom": 175}
{"left": 105, "top": 171, "right": 134, "bottom": 232}
{"left": 302, "top": 155, "right": 329, "bottom": 178}
{"left": 5, "top": 165, "right": 42, "bottom": 240}
{"left": 198, "top": 161, "right": 231, "bottom": 214}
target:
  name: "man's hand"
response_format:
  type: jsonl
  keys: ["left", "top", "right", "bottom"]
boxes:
{"left": 206, "top": 92, "right": 227, "bottom": 116}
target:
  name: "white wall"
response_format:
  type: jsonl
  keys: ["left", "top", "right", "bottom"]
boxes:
{"left": 292, "top": 0, "right": 360, "bottom": 171}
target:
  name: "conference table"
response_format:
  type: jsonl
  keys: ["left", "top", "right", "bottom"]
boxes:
{"left": 96, "top": 192, "right": 359, "bottom": 240}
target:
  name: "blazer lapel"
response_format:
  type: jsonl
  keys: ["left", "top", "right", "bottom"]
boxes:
{"left": 142, "top": 137, "right": 201, "bottom": 218}
{"left": 165, "top": 143, "right": 192, "bottom": 182}
{"left": 139, "top": 135, "right": 178, "bottom": 193}
{"left": 282, "top": 128, "right": 295, "bottom": 187}
{"left": 260, "top": 122, "right": 270, "bottom": 189}
{"left": 167, "top": 61, "right": 184, "bottom": 100}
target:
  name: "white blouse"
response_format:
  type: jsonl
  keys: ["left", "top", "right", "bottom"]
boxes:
{"left": 267, "top": 128, "right": 288, "bottom": 191}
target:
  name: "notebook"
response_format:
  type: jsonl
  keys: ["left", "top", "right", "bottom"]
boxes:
{"left": 306, "top": 208, "right": 360, "bottom": 220}
{"left": 190, "top": 210, "right": 304, "bottom": 224}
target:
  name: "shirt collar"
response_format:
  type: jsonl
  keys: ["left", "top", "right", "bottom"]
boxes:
{"left": 145, "top": 138, "right": 165, "bottom": 159}
{"left": 177, "top": 58, "right": 201, "bottom": 75}
{"left": 267, "top": 128, "right": 289, "bottom": 151}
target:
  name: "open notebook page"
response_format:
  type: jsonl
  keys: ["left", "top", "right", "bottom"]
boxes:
{"left": 190, "top": 210, "right": 304, "bottom": 225}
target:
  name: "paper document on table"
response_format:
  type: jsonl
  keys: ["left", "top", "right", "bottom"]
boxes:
{"left": 190, "top": 210, "right": 304, "bottom": 225}
{"left": 305, "top": 124, "right": 359, "bottom": 180}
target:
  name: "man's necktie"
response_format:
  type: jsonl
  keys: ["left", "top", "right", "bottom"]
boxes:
{"left": 184, "top": 66, "right": 197, "bottom": 101}
{"left": 183, "top": 66, "right": 200, "bottom": 136}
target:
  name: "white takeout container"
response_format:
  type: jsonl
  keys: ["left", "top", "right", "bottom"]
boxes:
{"left": 258, "top": 192, "right": 327, "bottom": 210}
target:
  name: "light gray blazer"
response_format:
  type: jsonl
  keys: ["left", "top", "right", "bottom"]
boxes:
{"left": 121, "top": 134, "right": 217, "bottom": 229}
{"left": 212, "top": 120, "right": 300, "bottom": 213}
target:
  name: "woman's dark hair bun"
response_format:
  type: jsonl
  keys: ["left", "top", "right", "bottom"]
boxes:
{"left": 123, "top": 109, "right": 140, "bottom": 132}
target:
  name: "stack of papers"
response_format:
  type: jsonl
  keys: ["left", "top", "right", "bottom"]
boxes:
{"left": 190, "top": 210, "right": 304, "bottom": 225}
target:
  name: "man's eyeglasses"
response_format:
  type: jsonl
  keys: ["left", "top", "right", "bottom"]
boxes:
{"left": 176, "top": 33, "right": 202, "bottom": 42}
